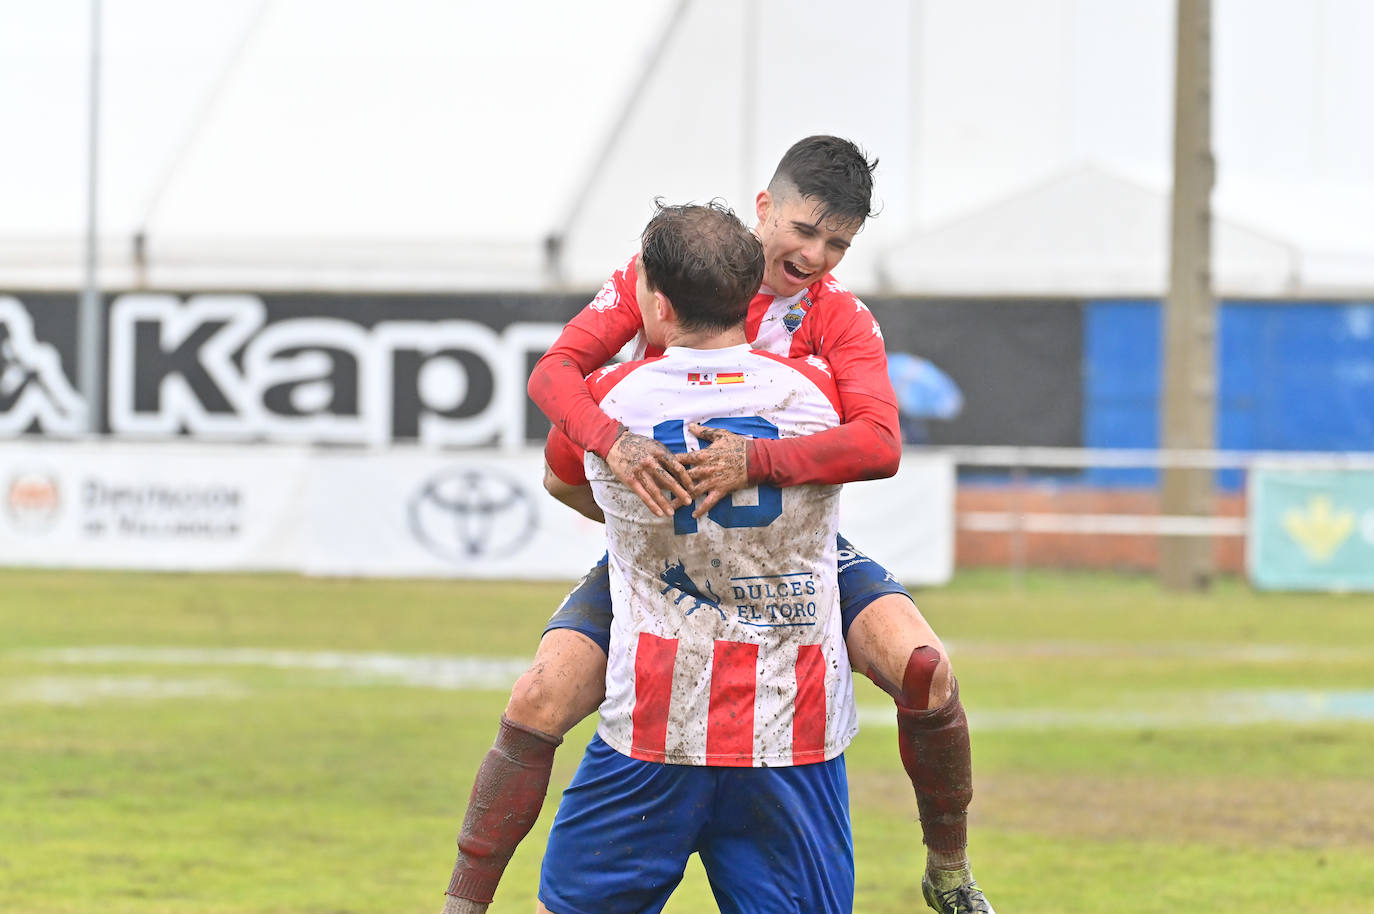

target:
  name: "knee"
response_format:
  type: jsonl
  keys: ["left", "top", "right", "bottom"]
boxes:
{"left": 506, "top": 667, "right": 569, "bottom": 734}
{"left": 895, "top": 645, "right": 955, "bottom": 711}
{"left": 505, "top": 659, "right": 604, "bottom": 737}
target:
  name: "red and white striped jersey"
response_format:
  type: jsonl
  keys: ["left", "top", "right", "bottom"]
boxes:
{"left": 580, "top": 343, "right": 858, "bottom": 768}
{"left": 534, "top": 252, "right": 898, "bottom": 487}
{"left": 588, "top": 253, "right": 890, "bottom": 383}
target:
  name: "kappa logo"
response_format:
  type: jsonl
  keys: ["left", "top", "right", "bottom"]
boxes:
{"left": 804, "top": 355, "right": 831, "bottom": 375}
{"left": 0, "top": 298, "right": 88, "bottom": 435}
{"left": 658, "top": 559, "right": 724, "bottom": 620}
{"left": 103, "top": 294, "right": 560, "bottom": 447}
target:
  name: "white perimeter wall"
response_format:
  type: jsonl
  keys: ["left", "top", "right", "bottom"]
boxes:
{"left": 0, "top": 442, "right": 954, "bottom": 584}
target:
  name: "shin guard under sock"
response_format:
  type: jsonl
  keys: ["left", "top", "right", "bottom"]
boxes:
{"left": 446, "top": 715, "right": 562, "bottom": 903}
{"left": 895, "top": 679, "right": 973, "bottom": 862}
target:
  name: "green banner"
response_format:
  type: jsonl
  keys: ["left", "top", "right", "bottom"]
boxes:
{"left": 1248, "top": 469, "right": 1374, "bottom": 591}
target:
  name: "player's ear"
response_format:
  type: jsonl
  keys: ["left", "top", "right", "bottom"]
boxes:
{"left": 654, "top": 290, "right": 674, "bottom": 325}
{"left": 755, "top": 189, "right": 772, "bottom": 224}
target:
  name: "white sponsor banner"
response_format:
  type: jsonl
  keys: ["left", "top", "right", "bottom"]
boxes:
{"left": 836, "top": 452, "right": 955, "bottom": 587}
{"left": 303, "top": 449, "right": 605, "bottom": 579}
{"left": 304, "top": 448, "right": 954, "bottom": 584}
{"left": 0, "top": 442, "right": 954, "bottom": 584}
{"left": 0, "top": 441, "right": 308, "bottom": 571}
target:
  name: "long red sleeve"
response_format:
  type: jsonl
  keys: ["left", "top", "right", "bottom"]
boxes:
{"left": 744, "top": 277, "right": 902, "bottom": 487}
{"left": 528, "top": 325, "right": 623, "bottom": 459}
{"left": 529, "top": 258, "right": 903, "bottom": 484}
{"left": 527, "top": 257, "right": 646, "bottom": 459}
{"left": 748, "top": 389, "right": 901, "bottom": 486}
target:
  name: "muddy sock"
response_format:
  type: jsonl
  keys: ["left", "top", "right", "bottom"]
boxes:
{"left": 895, "top": 679, "right": 973, "bottom": 876}
{"left": 445, "top": 715, "right": 561, "bottom": 904}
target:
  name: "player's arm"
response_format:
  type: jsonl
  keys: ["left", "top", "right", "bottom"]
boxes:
{"left": 749, "top": 385, "right": 901, "bottom": 485}
{"left": 543, "top": 463, "right": 604, "bottom": 524}
{"left": 526, "top": 260, "right": 692, "bottom": 514}
{"left": 685, "top": 387, "right": 898, "bottom": 516}
{"left": 527, "top": 322, "right": 623, "bottom": 459}
{"left": 683, "top": 308, "right": 900, "bottom": 512}
{"left": 542, "top": 426, "right": 604, "bottom": 523}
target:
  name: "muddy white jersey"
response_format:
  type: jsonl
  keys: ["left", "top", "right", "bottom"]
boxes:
{"left": 583, "top": 343, "right": 857, "bottom": 767}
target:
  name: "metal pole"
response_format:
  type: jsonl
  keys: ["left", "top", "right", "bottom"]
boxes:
{"left": 1159, "top": 0, "right": 1216, "bottom": 590}
{"left": 77, "top": 0, "right": 103, "bottom": 434}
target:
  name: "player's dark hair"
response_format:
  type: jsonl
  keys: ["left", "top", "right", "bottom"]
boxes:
{"left": 640, "top": 200, "right": 764, "bottom": 333}
{"left": 767, "top": 135, "right": 879, "bottom": 226}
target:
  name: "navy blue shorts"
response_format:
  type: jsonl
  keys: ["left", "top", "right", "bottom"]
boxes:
{"left": 545, "top": 534, "right": 909, "bottom": 653}
{"left": 539, "top": 734, "right": 853, "bottom": 914}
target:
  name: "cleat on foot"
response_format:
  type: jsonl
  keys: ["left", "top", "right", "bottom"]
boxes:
{"left": 922, "top": 874, "right": 995, "bottom": 914}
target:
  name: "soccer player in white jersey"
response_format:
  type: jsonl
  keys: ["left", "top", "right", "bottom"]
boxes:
{"left": 442, "top": 138, "right": 994, "bottom": 914}
{"left": 535, "top": 200, "right": 856, "bottom": 914}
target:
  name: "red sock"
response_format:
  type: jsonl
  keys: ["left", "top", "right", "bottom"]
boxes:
{"left": 445, "top": 715, "right": 562, "bottom": 903}
{"left": 895, "top": 679, "right": 973, "bottom": 860}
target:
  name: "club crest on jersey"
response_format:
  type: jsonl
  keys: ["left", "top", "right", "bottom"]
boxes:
{"left": 687, "top": 371, "right": 743, "bottom": 386}
{"left": 658, "top": 559, "right": 725, "bottom": 620}
{"left": 782, "top": 294, "right": 813, "bottom": 334}
{"left": 589, "top": 279, "right": 619, "bottom": 313}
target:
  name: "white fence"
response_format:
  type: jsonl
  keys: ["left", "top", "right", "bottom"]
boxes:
{"left": 937, "top": 445, "right": 1374, "bottom": 590}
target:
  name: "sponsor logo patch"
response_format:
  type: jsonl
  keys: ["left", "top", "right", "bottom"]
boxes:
{"left": 589, "top": 280, "right": 619, "bottom": 313}
{"left": 6, "top": 471, "right": 61, "bottom": 533}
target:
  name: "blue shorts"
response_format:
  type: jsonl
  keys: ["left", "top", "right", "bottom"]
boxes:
{"left": 539, "top": 734, "right": 853, "bottom": 914}
{"left": 545, "top": 534, "right": 908, "bottom": 653}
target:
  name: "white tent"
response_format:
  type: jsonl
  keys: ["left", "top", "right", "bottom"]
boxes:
{"left": 3, "top": 0, "right": 1373, "bottom": 296}
{"left": 876, "top": 165, "right": 1354, "bottom": 298}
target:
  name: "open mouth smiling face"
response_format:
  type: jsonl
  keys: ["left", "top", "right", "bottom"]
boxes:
{"left": 756, "top": 192, "right": 862, "bottom": 297}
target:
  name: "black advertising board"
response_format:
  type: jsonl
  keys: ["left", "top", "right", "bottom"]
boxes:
{"left": 1, "top": 291, "right": 1080, "bottom": 448}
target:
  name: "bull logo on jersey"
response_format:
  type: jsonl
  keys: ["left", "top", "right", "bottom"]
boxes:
{"left": 782, "top": 294, "right": 813, "bottom": 335}
{"left": 658, "top": 559, "right": 724, "bottom": 620}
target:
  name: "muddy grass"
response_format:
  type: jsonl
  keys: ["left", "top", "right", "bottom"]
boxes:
{"left": 853, "top": 768, "right": 1374, "bottom": 849}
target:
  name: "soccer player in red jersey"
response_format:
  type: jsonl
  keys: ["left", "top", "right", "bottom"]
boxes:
{"left": 442, "top": 137, "right": 994, "bottom": 914}
{"left": 538, "top": 200, "right": 858, "bottom": 913}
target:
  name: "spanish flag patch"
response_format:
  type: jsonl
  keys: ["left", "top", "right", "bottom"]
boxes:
{"left": 687, "top": 371, "right": 745, "bottom": 386}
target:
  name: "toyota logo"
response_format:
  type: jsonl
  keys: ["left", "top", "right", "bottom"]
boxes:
{"left": 408, "top": 467, "right": 537, "bottom": 562}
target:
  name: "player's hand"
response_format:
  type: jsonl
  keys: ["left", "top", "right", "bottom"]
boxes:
{"left": 680, "top": 423, "right": 750, "bottom": 517}
{"left": 606, "top": 429, "right": 693, "bottom": 517}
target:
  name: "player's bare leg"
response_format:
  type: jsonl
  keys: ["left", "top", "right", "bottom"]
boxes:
{"left": 441, "top": 629, "right": 608, "bottom": 914}
{"left": 845, "top": 593, "right": 994, "bottom": 913}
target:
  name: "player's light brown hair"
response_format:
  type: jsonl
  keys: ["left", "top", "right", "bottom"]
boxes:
{"left": 639, "top": 200, "right": 764, "bottom": 333}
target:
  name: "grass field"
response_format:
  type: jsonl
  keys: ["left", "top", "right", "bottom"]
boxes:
{"left": 2, "top": 567, "right": 1373, "bottom": 913}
